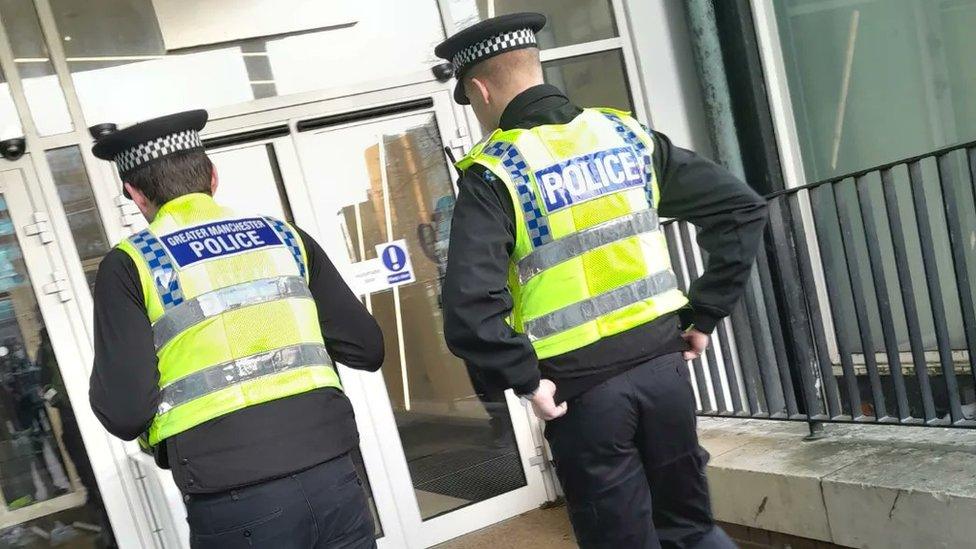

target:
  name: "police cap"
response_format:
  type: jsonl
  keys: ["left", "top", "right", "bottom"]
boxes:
{"left": 435, "top": 12, "right": 546, "bottom": 105}
{"left": 92, "top": 110, "right": 208, "bottom": 198}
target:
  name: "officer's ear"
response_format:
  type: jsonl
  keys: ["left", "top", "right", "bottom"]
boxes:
{"left": 210, "top": 164, "right": 219, "bottom": 196}
{"left": 124, "top": 182, "right": 154, "bottom": 221}
{"left": 467, "top": 76, "right": 491, "bottom": 107}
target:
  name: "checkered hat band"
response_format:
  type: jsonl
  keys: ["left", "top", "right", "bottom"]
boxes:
{"left": 452, "top": 28, "right": 537, "bottom": 74}
{"left": 114, "top": 130, "right": 204, "bottom": 174}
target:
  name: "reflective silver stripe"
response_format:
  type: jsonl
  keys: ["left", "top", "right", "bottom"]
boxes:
{"left": 158, "top": 343, "right": 332, "bottom": 414}
{"left": 517, "top": 209, "right": 660, "bottom": 284}
{"left": 152, "top": 276, "right": 311, "bottom": 350}
{"left": 524, "top": 270, "right": 678, "bottom": 341}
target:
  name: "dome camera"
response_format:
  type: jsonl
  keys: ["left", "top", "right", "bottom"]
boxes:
{"left": 0, "top": 137, "right": 25, "bottom": 161}
{"left": 89, "top": 123, "right": 118, "bottom": 140}
{"left": 432, "top": 62, "right": 454, "bottom": 83}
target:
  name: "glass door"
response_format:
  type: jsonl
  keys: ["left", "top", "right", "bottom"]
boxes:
{"left": 204, "top": 133, "right": 403, "bottom": 548}
{"left": 0, "top": 164, "right": 119, "bottom": 547}
{"left": 294, "top": 92, "right": 549, "bottom": 548}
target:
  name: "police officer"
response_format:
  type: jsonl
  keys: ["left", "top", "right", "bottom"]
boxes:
{"left": 436, "top": 13, "right": 767, "bottom": 548}
{"left": 90, "top": 110, "right": 382, "bottom": 548}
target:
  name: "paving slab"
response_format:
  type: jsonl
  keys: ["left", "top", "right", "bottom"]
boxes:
{"left": 436, "top": 505, "right": 575, "bottom": 549}
{"left": 823, "top": 445, "right": 976, "bottom": 549}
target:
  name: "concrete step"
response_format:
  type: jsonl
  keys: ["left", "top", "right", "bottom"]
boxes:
{"left": 700, "top": 418, "right": 976, "bottom": 548}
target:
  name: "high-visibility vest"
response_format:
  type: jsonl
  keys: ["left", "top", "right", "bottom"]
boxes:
{"left": 457, "top": 108, "right": 688, "bottom": 359}
{"left": 117, "top": 193, "right": 342, "bottom": 445}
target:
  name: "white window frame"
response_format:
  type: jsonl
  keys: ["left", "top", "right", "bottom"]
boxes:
{"left": 750, "top": 0, "right": 842, "bottom": 366}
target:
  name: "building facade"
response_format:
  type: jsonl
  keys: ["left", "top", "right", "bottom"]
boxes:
{"left": 0, "top": 1, "right": 973, "bottom": 548}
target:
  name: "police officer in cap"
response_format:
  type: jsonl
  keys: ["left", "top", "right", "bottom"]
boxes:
{"left": 90, "top": 110, "right": 382, "bottom": 548}
{"left": 437, "top": 13, "right": 766, "bottom": 548}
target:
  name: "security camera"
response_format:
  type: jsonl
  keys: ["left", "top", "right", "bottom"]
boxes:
{"left": 89, "top": 123, "right": 118, "bottom": 140}
{"left": 432, "top": 62, "right": 454, "bottom": 83}
{"left": 0, "top": 137, "right": 25, "bottom": 161}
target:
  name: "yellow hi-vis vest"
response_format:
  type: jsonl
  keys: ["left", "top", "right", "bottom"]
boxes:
{"left": 457, "top": 108, "right": 689, "bottom": 359}
{"left": 117, "top": 193, "right": 342, "bottom": 445}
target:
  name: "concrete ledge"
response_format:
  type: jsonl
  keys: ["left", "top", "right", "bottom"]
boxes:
{"left": 699, "top": 418, "right": 976, "bottom": 548}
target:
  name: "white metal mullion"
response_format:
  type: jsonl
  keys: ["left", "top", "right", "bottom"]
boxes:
{"left": 751, "top": 0, "right": 841, "bottom": 363}
{"left": 32, "top": 0, "right": 87, "bottom": 130}
{"left": 538, "top": 37, "right": 623, "bottom": 63}
{"left": 619, "top": 0, "right": 657, "bottom": 124}
{"left": 612, "top": 0, "right": 649, "bottom": 121}
{"left": 377, "top": 136, "right": 411, "bottom": 412}
{"left": 0, "top": 7, "right": 41, "bottom": 139}
{"left": 32, "top": 0, "right": 127, "bottom": 250}
{"left": 34, "top": 132, "right": 87, "bottom": 149}
{"left": 750, "top": 0, "right": 806, "bottom": 189}
{"left": 435, "top": 0, "right": 459, "bottom": 37}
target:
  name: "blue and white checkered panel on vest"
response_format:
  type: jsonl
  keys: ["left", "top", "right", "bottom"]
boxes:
{"left": 484, "top": 142, "right": 552, "bottom": 248}
{"left": 264, "top": 218, "right": 307, "bottom": 279}
{"left": 602, "top": 113, "right": 655, "bottom": 207}
{"left": 130, "top": 229, "right": 184, "bottom": 309}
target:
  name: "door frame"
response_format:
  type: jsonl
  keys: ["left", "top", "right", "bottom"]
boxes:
{"left": 201, "top": 84, "right": 552, "bottom": 548}
{"left": 0, "top": 159, "right": 155, "bottom": 546}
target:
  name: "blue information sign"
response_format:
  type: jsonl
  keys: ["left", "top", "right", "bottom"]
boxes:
{"left": 375, "top": 240, "right": 415, "bottom": 285}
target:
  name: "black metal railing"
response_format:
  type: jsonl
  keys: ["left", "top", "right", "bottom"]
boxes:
{"left": 665, "top": 139, "right": 976, "bottom": 428}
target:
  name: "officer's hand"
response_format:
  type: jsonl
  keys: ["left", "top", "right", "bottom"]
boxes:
{"left": 682, "top": 328, "right": 710, "bottom": 361}
{"left": 528, "top": 379, "right": 567, "bottom": 421}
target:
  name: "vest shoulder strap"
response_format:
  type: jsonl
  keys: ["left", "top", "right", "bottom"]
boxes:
{"left": 263, "top": 217, "right": 309, "bottom": 281}
{"left": 592, "top": 108, "right": 658, "bottom": 207}
{"left": 124, "top": 228, "right": 185, "bottom": 311}
{"left": 456, "top": 128, "right": 506, "bottom": 172}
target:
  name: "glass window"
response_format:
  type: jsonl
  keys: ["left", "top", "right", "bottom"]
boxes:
{"left": 0, "top": 66, "right": 23, "bottom": 141}
{"left": 48, "top": 0, "right": 445, "bottom": 127}
{"left": 773, "top": 0, "right": 976, "bottom": 180}
{"left": 45, "top": 147, "right": 110, "bottom": 291}
{"left": 772, "top": 0, "right": 976, "bottom": 419}
{"left": 0, "top": 195, "right": 115, "bottom": 547}
{"left": 543, "top": 49, "right": 633, "bottom": 111}
{"left": 0, "top": 0, "right": 73, "bottom": 136}
{"left": 448, "top": 0, "right": 618, "bottom": 48}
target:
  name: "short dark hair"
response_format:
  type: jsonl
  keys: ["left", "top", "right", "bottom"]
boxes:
{"left": 125, "top": 151, "right": 213, "bottom": 205}
{"left": 464, "top": 47, "right": 542, "bottom": 89}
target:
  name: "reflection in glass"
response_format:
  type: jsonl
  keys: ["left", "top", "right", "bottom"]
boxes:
{"left": 449, "top": 0, "right": 617, "bottom": 49}
{"left": 204, "top": 140, "right": 383, "bottom": 538}
{"left": 0, "top": 195, "right": 115, "bottom": 547}
{"left": 49, "top": 0, "right": 444, "bottom": 126}
{"left": 773, "top": 0, "right": 976, "bottom": 180}
{"left": 304, "top": 113, "right": 528, "bottom": 520}
{"left": 208, "top": 143, "right": 291, "bottom": 220}
{"left": 46, "top": 147, "right": 110, "bottom": 291}
{"left": 773, "top": 0, "right": 976, "bottom": 419}
{"left": 0, "top": 0, "right": 73, "bottom": 136}
{"left": 543, "top": 49, "right": 633, "bottom": 112}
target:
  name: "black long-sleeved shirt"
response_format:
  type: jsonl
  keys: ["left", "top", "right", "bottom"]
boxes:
{"left": 442, "top": 85, "right": 767, "bottom": 402}
{"left": 90, "top": 223, "right": 383, "bottom": 493}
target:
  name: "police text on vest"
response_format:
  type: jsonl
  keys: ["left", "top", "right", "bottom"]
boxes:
{"left": 160, "top": 217, "right": 285, "bottom": 268}
{"left": 534, "top": 147, "right": 644, "bottom": 214}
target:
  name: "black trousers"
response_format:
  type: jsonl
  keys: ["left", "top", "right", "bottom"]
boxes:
{"left": 185, "top": 453, "right": 375, "bottom": 548}
{"left": 545, "top": 353, "right": 735, "bottom": 549}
